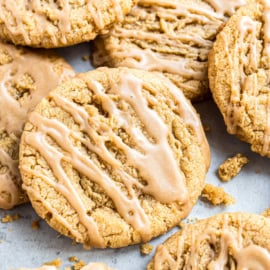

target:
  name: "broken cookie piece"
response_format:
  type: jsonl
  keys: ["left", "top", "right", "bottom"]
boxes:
{"left": 201, "top": 183, "right": 236, "bottom": 206}
{"left": 218, "top": 154, "right": 249, "bottom": 182}
{"left": 141, "top": 243, "right": 154, "bottom": 255}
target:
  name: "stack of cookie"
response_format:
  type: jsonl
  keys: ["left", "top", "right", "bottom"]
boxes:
{"left": 0, "top": 0, "right": 269, "bottom": 269}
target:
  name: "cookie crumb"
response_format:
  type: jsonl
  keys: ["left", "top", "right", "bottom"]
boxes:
{"left": 140, "top": 243, "right": 153, "bottom": 255}
{"left": 32, "top": 219, "right": 40, "bottom": 230}
{"left": 69, "top": 256, "right": 79, "bottom": 262}
{"left": 1, "top": 213, "right": 20, "bottom": 223}
{"left": 43, "top": 258, "right": 62, "bottom": 267}
{"left": 82, "top": 55, "right": 90, "bottom": 61}
{"left": 201, "top": 183, "right": 236, "bottom": 206}
{"left": 203, "top": 124, "right": 211, "bottom": 132}
{"left": 262, "top": 208, "right": 270, "bottom": 218}
{"left": 73, "top": 260, "right": 86, "bottom": 270}
{"left": 218, "top": 153, "right": 249, "bottom": 182}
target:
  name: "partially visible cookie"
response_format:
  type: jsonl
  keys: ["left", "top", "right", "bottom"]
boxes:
{"left": 92, "top": 0, "right": 250, "bottom": 101}
{"left": 14, "top": 262, "right": 116, "bottom": 270}
{"left": 147, "top": 212, "right": 270, "bottom": 269}
{"left": 19, "top": 67, "right": 210, "bottom": 248}
{"left": 79, "top": 263, "right": 116, "bottom": 270}
{"left": 0, "top": 41, "right": 75, "bottom": 209}
{"left": 0, "top": 0, "right": 138, "bottom": 48}
{"left": 209, "top": 0, "right": 270, "bottom": 157}
{"left": 14, "top": 267, "right": 57, "bottom": 270}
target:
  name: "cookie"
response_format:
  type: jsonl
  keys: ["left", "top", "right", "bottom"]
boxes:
{"left": 0, "top": 0, "right": 138, "bottom": 48}
{"left": 147, "top": 212, "right": 270, "bottom": 269}
{"left": 19, "top": 67, "right": 210, "bottom": 248}
{"left": 15, "top": 263, "right": 115, "bottom": 270}
{"left": 209, "top": 0, "right": 270, "bottom": 157}
{"left": 15, "top": 267, "right": 57, "bottom": 270}
{"left": 0, "top": 41, "right": 75, "bottom": 210}
{"left": 92, "top": 0, "right": 249, "bottom": 101}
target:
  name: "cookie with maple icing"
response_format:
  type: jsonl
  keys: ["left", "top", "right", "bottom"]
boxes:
{"left": 92, "top": 0, "right": 250, "bottom": 102}
{"left": 14, "top": 262, "right": 116, "bottom": 270}
{"left": 0, "top": 41, "right": 75, "bottom": 210}
{"left": 147, "top": 212, "right": 270, "bottom": 270}
{"left": 209, "top": 0, "right": 270, "bottom": 157}
{"left": 0, "top": 0, "right": 138, "bottom": 48}
{"left": 19, "top": 67, "right": 210, "bottom": 248}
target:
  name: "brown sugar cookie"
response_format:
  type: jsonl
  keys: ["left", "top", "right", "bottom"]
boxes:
{"left": 14, "top": 262, "right": 116, "bottom": 270}
{"left": 0, "top": 41, "right": 75, "bottom": 210}
{"left": 19, "top": 67, "right": 210, "bottom": 248}
{"left": 92, "top": 0, "right": 250, "bottom": 101}
{"left": 14, "top": 268, "right": 57, "bottom": 270}
{"left": 0, "top": 0, "right": 138, "bottom": 48}
{"left": 209, "top": 0, "right": 270, "bottom": 158}
{"left": 147, "top": 212, "right": 270, "bottom": 269}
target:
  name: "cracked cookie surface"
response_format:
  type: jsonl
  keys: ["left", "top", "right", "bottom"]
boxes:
{"left": 0, "top": 41, "right": 74, "bottom": 210}
{"left": 19, "top": 67, "right": 209, "bottom": 248}
{"left": 209, "top": 0, "right": 270, "bottom": 157}
{"left": 92, "top": 0, "right": 249, "bottom": 101}
{"left": 0, "top": 0, "right": 138, "bottom": 48}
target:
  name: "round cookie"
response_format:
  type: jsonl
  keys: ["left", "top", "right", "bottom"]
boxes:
{"left": 0, "top": 0, "right": 138, "bottom": 48}
{"left": 209, "top": 0, "right": 270, "bottom": 158}
{"left": 147, "top": 212, "right": 270, "bottom": 270}
{"left": 92, "top": 0, "right": 250, "bottom": 102}
{"left": 0, "top": 41, "right": 75, "bottom": 210}
{"left": 19, "top": 67, "right": 210, "bottom": 248}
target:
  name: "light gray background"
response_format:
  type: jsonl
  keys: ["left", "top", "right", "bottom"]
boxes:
{"left": 0, "top": 43, "right": 269, "bottom": 269}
